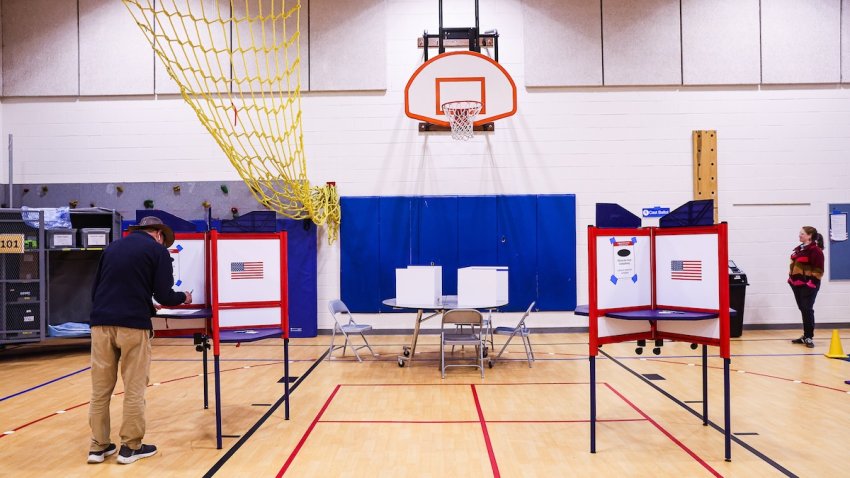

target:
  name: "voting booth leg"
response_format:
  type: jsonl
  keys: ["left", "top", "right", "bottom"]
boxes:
{"left": 203, "top": 338, "right": 209, "bottom": 409}
{"left": 724, "top": 358, "right": 731, "bottom": 461}
{"left": 214, "top": 354, "right": 223, "bottom": 450}
{"left": 284, "top": 338, "right": 290, "bottom": 420}
{"left": 590, "top": 356, "right": 596, "bottom": 453}
{"left": 702, "top": 345, "right": 708, "bottom": 426}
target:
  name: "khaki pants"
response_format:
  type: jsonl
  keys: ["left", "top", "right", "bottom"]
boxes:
{"left": 89, "top": 325, "right": 152, "bottom": 451}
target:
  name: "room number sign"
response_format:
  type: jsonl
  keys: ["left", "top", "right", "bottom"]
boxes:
{"left": 0, "top": 234, "right": 25, "bottom": 253}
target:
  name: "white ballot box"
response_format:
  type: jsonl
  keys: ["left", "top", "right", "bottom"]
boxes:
{"left": 396, "top": 266, "right": 442, "bottom": 305}
{"left": 458, "top": 266, "right": 509, "bottom": 307}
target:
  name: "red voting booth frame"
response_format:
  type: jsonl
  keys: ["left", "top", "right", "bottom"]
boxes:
{"left": 587, "top": 223, "right": 732, "bottom": 461}
{"left": 155, "top": 230, "right": 290, "bottom": 449}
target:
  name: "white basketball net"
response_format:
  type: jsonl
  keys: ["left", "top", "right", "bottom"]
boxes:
{"left": 442, "top": 101, "right": 482, "bottom": 140}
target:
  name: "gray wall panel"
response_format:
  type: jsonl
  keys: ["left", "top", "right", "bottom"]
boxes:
{"left": 762, "top": 0, "right": 841, "bottom": 84}
{"left": 80, "top": 0, "right": 154, "bottom": 96}
{"left": 1, "top": 0, "right": 79, "bottom": 97}
{"left": 310, "top": 0, "right": 386, "bottom": 91}
{"left": 681, "top": 0, "right": 760, "bottom": 85}
{"left": 843, "top": 0, "right": 850, "bottom": 82}
{"left": 602, "top": 0, "right": 681, "bottom": 86}
{"left": 155, "top": 0, "right": 234, "bottom": 95}
{"left": 232, "top": 0, "right": 308, "bottom": 94}
{"left": 522, "top": 0, "right": 602, "bottom": 87}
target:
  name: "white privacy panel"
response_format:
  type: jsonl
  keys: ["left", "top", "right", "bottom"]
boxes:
{"left": 154, "top": 0, "right": 233, "bottom": 95}
{"left": 216, "top": 238, "right": 281, "bottom": 304}
{"left": 595, "top": 235, "right": 652, "bottom": 310}
{"left": 654, "top": 234, "right": 720, "bottom": 310}
{"left": 218, "top": 307, "right": 282, "bottom": 328}
{"left": 1, "top": 0, "right": 79, "bottom": 96}
{"left": 601, "top": 0, "right": 681, "bottom": 86}
{"left": 169, "top": 237, "right": 207, "bottom": 305}
{"left": 597, "top": 315, "right": 651, "bottom": 339}
{"left": 310, "top": 0, "right": 386, "bottom": 91}
{"left": 681, "top": 0, "right": 760, "bottom": 85}
{"left": 80, "top": 0, "right": 154, "bottom": 95}
{"left": 522, "top": 0, "right": 602, "bottom": 87}
{"left": 656, "top": 319, "right": 721, "bottom": 340}
{"left": 762, "top": 0, "right": 841, "bottom": 84}
{"left": 231, "top": 0, "right": 308, "bottom": 94}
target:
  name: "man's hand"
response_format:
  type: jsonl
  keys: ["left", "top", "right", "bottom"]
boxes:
{"left": 183, "top": 291, "right": 193, "bottom": 305}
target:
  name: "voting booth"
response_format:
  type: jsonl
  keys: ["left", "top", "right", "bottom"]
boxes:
{"left": 586, "top": 201, "right": 732, "bottom": 461}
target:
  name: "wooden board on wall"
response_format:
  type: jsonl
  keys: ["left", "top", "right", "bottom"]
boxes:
{"left": 681, "top": 0, "right": 760, "bottom": 85}
{"left": 522, "top": 0, "right": 602, "bottom": 87}
{"left": 80, "top": 0, "right": 154, "bottom": 96}
{"left": 1, "top": 0, "right": 79, "bottom": 97}
{"left": 762, "top": 0, "right": 841, "bottom": 84}
{"left": 310, "top": 0, "right": 386, "bottom": 91}
{"left": 601, "top": 0, "right": 681, "bottom": 86}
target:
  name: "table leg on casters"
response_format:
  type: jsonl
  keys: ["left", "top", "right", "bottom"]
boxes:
{"left": 214, "top": 354, "right": 222, "bottom": 450}
{"left": 590, "top": 355, "right": 596, "bottom": 454}
{"left": 284, "top": 338, "right": 290, "bottom": 420}
{"left": 702, "top": 345, "right": 708, "bottom": 426}
{"left": 724, "top": 358, "right": 731, "bottom": 461}
{"left": 399, "top": 309, "right": 425, "bottom": 366}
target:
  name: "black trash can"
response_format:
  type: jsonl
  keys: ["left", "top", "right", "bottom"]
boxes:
{"left": 728, "top": 260, "right": 749, "bottom": 338}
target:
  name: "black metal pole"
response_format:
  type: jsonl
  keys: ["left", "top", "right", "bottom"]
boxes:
{"left": 590, "top": 355, "right": 596, "bottom": 453}
{"left": 284, "top": 338, "right": 291, "bottom": 420}
{"left": 438, "top": 0, "right": 444, "bottom": 54}
{"left": 702, "top": 344, "right": 708, "bottom": 425}
{"left": 203, "top": 337, "right": 209, "bottom": 409}
{"left": 724, "top": 358, "right": 731, "bottom": 461}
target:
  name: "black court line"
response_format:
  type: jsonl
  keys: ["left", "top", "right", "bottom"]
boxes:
{"left": 598, "top": 349, "right": 798, "bottom": 478}
{"left": 684, "top": 400, "right": 703, "bottom": 404}
{"left": 202, "top": 349, "right": 329, "bottom": 478}
{"left": 734, "top": 432, "right": 760, "bottom": 436}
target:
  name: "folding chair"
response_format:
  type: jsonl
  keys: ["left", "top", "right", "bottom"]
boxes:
{"left": 489, "top": 301, "right": 535, "bottom": 368}
{"left": 327, "top": 300, "right": 377, "bottom": 362}
{"left": 441, "top": 309, "right": 485, "bottom": 378}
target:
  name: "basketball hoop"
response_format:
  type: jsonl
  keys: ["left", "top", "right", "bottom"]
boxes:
{"left": 442, "top": 101, "right": 482, "bottom": 140}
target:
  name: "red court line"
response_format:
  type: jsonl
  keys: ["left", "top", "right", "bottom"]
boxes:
{"left": 488, "top": 418, "right": 647, "bottom": 424}
{"left": 650, "top": 358, "right": 849, "bottom": 393}
{"left": 604, "top": 383, "right": 722, "bottom": 478}
{"left": 0, "top": 360, "right": 284, "bottom": 441}
{"left": 319, "top": 420, "right": 478, "bottom": 424}
{"left": 277, "top": 385, "right": 340, "bottom": 477}
{"left": 471, "top": 384, "right": 501, "bottom": 478}
{"left": 339, "top": 381, "right": 590, "bottom": 387}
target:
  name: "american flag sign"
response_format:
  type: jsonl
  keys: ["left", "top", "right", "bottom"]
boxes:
{"left": 231, "top": 261, "right": 264, "bottom": 280}
{"left": 671, "top": 260, "right": 702, "bottom": 281}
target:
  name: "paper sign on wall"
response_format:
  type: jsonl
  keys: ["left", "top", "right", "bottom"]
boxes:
{"left": 830, "top": 212, "right": 847, "bottom": 242}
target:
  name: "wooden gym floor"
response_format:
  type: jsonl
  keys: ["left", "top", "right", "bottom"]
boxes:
{"left": 1, "top": 329, "right": 848, "bottom": 477}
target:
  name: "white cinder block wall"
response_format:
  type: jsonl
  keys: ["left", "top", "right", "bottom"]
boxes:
{"left": 2, "top": 0, "right": 849, "bottom": 331}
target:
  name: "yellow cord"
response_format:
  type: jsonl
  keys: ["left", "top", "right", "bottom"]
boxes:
{"left": 123, "top": 0, "right": 339, "bottom": 242}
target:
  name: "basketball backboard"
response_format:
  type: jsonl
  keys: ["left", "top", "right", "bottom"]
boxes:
{"left": 404, "top": 51, "right": 517, "bottom": 127}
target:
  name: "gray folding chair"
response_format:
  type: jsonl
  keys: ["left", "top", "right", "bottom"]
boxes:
{"left": 489, "top": 301, "right": 535, "bottom": 368}
{"left": 441, "top": 309, "right": 485, "bottom": 378}
{"left": 327, "top": 299, "right": 377, "bottom": 362}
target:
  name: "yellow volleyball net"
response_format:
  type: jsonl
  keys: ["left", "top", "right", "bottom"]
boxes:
{"left": 122, "top": 0, "right": 340, "bottom": 242}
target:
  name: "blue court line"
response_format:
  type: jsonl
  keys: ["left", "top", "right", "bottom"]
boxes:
{"left": 0, "top": 367, "right": 90, "bottom": 403}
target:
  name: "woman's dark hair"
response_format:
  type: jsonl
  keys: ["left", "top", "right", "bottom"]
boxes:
{"left": 802, "top": 226, "right": 825, "bottom": 249}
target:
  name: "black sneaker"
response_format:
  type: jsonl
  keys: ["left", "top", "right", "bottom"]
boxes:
{"left": 117, "top": 444, "right": 157, "bottom": 464}
{"left": 791, "top": 336, "right": 806, "bottom": 344}
{"left": 87, "top": 443, "right": 117, "bottom": 464}
{"left": 803, "top": 338, "right": 815, "bottom": 349}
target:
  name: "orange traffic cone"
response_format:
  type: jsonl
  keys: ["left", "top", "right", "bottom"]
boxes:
{"left": 824, "top": 329, "right": 848, "bottom": 359}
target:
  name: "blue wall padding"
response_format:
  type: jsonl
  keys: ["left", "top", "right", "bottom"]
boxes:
{"left": 341, "top": 195, "right": 577, "bottom": 313}
{"left": 497, "top": 195, "right": 539, "bottom": 311}
{"left": 537, "top": 195, "right": 577, "bottom": 310}
{"left": 458, "top": 196, "right": 498, "bottom": 267}
{"left": 413, "top": 197, "right": 459, "bottom": 295}
{"left": 278, "top": 219, "right": 318, "bottom": 338}
{"left": 340, "top": 198, "right": 381, "bottom": 312}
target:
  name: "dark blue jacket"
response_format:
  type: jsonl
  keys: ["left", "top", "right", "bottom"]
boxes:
{"left": 90, "top": 231, "right": 186, "bottom": 330}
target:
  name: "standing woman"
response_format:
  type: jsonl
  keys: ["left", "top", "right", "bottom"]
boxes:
{"left": 788, "top": 226, "right": 825, "bottom": 348}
